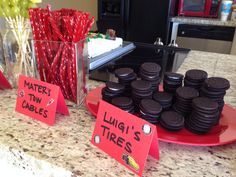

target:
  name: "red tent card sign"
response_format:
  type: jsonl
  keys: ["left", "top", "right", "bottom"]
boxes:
{"left": 0, "top": 70, "right": 12, "bottom": 89}
{"left": 91, "top": 100, "right": 159, "bottom": 176}
{"left": 15, "top": 75, "right": 69, "bottom": 126}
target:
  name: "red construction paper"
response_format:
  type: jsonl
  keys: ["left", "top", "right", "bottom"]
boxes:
{"left": 91, "top": 100, "right": 159, "bottom": 176}
{"left": 15, "top": 75, "right": 69, "bottom": 126}
{"left": 0, "top": 70, "right": 12, "bottom": 89}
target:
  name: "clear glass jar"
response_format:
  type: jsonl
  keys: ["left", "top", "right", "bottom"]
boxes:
{"left": 0, "top": 18, "right": 34, "bottom": 87}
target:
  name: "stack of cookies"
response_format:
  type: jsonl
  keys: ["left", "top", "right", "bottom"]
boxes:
{"left": 173, "top": 87, "right": 199, "bottom": 117}
{"left": 153, "top": 92, "right": 173, "bottom": 111}
{"left": 115, "top": 68, "right": 137, "bottom": 95}
{"left": 184, "top": 69, "right": 208, "bottom": 91}
{"left": 163, "top": 72, "right": 183, "bottom": 93}
{"left": 160, "top": 111, "right": 185, "bottom": 131}
{"left": 131, "top": 80, "right": 153, "bottom": 109}
{"left": 200, "top": 77, "right": 230, "bottom": 123}
{"left": 139, "top": 62, "right": 161, "bottom": 91}
{"left": 186, "top": 97, "right": 219, "bottom": 134}
{"left": 139, "top": 99, "right": 162, "bottom": 125}
{"left": 111, "top": 97, "right": 135, "bottom": 114}
{"left": 102, "top": 82, "right": 125, "bottom": 103}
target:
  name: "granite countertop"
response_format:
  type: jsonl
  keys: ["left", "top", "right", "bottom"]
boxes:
{"left": 0, "top": 51, "right": 236, "bottom": 177}
{"left": 171, "top": 16, "right": 236, "bottom": 27}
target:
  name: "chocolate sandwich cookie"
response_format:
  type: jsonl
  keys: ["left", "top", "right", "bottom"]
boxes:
{"left": 192, "top": 97, "right": 218, "bottom": 112}
{"left": 114, "top": 67, "right": 137, "bottom": 96}
{"left": 131, "top": 80, "right": 152, "bottom": 93}
{"left": 139, "top": 99, "right": 162, "bottom": 125}
{"left": 106, "top": 82, "right": 125, "bottom": 93}
{"left": 184, "top": 79, "right": 202, "bottom": 90}
{"left": 140, "top": 74, "right": 160, "bottom": 81}
{"left": 111, "top": 97, "right": 135, "bottom": 114}
{"left": 140, "top": 62, "right": 161, "bottom": 76}
{"left": 160, "top": 111, "right": 184, "bottom": 131}
{"left": 139, "top": 109, "right": 161, "bottom": 124}
{"left": 185, "top": 97, "right": 219, "bottom": 134}
{"left": 118, "top": 73, "right": 137, "bottom": 84}
{"left": 101, "top": 82, "right": 125, "bottom": 103}
{"left": 115, "top": 68, "right": 134, "bottom": 79}
{"left": 163, "top": 72, "right": 183, "bottom": 93}
{"left": 131, "top": 80, "right": 153, "bottom": 109}
{"left": 102, "top": 88, "right": 121, "bottom": 103}
{"left": 184, "top": 69, "right": 208, "bottom": 91}
{"left": 185, "top": 69, "right": 208, "bottom": 82}
{"left": 139, "top": 62, "right": 161, "bottom": 92}
{"left": 200, "top": 86, "right": 226, "bottom": 98}
{"left": 153, "top": 91, "right": 173, "bottom": 111}
{"left": 176, "top": 87, "right": 199, "bottom": 100}
{"left": 204, "top": 77, "right": 230, "bottom": 91}
{"left": 164, "top": 72, "right": 184, "bottom": 82}
{"left": 174, "top": 87, "right": 199, "bottom": 116}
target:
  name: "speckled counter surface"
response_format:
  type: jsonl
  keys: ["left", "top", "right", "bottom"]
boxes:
{"left": 171, "top": 16, "right": 236, "bottom": 27}
{"left": 0, "top": 51, "right": 236, "bottom": 177}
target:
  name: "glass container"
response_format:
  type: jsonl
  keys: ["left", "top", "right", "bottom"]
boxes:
{"left": 31, "top": 39, "right": 89, "bottom": 107}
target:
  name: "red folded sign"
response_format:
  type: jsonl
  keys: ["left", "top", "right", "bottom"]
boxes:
{"left": 15, "top": 75, "right": 69, "bottom": 126}
{"left": 0, "top": 70, "right": 12, "bottom": 89}
{"left": 91, "top": 100, "right": 159, "bottom": 176}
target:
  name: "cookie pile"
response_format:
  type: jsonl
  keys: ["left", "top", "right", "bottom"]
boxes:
{"left": 111, "top": 97, "right": 135, "bottom": 114}
{"left": 102, "top": 82, "right": 125, "bottom": 103}
{"left": 200, "top": 77, "right": 230, "bottom": 123}
{"left": 173, "top": 87, "right": 199, "bottom": 117}
{"left": 115, "top": 68, "right": 137, "bottom": 95}
{"left": 139, "top": 99, "right": 162, "bottom": 125}
{"left": 160, "top": 111, "right": 185, "bottom": 131}
{"left": 185, "top": 97, "right": 219, "bottom": 134}
{"left": 184, "top": 69, "right": 208, "bottom": 91}
{"left": 100, "top": 65, "right": 231, "bottom": 135}
{"left": 139, "top": 62, "right": 161, "bottom": 91}
{"left": 153, "top": 92, "right": 173, "bottom": 111}
{"left": 163, "top": 72, "right": 183, "bottom": 93}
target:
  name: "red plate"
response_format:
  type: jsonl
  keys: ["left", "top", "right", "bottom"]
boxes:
{"left": 85, "top": 86, "right": 236, "bottom": 146}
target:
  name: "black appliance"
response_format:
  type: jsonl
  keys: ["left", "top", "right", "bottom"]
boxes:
{"left": 97, "top": 0, "right": 178, "bottom": 45}
{"left": 176, "top": 24, "right": 234, "bottom": 54}
{"left": 89, "top": 44, "right": 190, "bottom": 82}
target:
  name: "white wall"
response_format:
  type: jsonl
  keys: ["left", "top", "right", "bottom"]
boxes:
{"left": 40, "top": 0, "right": 98, "bottom": 30}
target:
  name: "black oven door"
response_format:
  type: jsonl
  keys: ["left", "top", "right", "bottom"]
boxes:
{"left": 89, "top": 42, "right": 190, "bottom": 82}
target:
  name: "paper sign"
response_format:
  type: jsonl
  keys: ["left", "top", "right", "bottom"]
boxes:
{"left": 15, "top": 75, "right": 69, "bottom": 126}
{"left": 91, "top": 100, "right": 159, "bottom": 176}
{"left": 0, "top": 70, "right": 12, "bottom": 89}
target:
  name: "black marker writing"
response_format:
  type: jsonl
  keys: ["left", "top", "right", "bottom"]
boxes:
{"left": 28, "top": 93, "right": 42, "bottom": 104}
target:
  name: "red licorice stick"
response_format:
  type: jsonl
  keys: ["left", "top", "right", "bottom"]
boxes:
{"left": 51, "top": 43, "right": 64, "bottom": 84}
{"left": 67, "top": 47, "right": 76, "bottom": 102}
{"left": 39, "top": 45, "right": 52, "bottom": 83}
{"left": 71, "top": 44, "right": 77, "bottom": 102}
{"left": 62, "top": 17, "right": 73, "bottom": 40}
{"left": 84, "top": 17, "right": 95, "bottom": 38}
{"left": 43, "top": 19, "right": 54, "bottom": 63}
{"left": 63, "top": 47, "right": 73, "bottom": 100}
{"left": 59, "top": 44, "right": 70, "bottom": 99}
{"left": 34, "top": 11, "right": 51, "bottom": 82}
{"left": 49, "top": 17, "right": 66, "bottom": 42}
{"left": 29, "top": 10, "right": 42, "bottom": 79}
